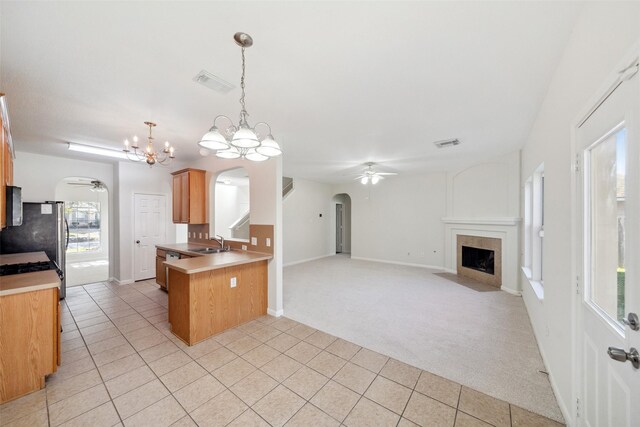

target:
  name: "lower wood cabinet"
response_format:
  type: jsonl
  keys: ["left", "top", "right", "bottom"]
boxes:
{"left": 168, "top": 260, "right": 267, "bottom": 345}
{"left": 0, "top": 287, "right": 60, "bottom": 403}
{"left": 155, "top": 256, "right": 166, "bottom": 290}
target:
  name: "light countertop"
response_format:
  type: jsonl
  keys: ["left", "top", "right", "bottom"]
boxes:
{"left": 163, "top": 250, "right": 272, "bottom": 274}
{"left": 0, "top": 251, "right": 50, "bottom": 265}
{"left": 156, "top": 243, "right": 210, "bottom": 257}
{"left": 0, "top": 252, "right": 60, "bottom": 297}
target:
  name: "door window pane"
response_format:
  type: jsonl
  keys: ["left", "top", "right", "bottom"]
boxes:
{"left": 65, "top": 201, "right": 101, "bottom": 253}
{"left": 587, "top": 127, "right": 626, "bottom": 323}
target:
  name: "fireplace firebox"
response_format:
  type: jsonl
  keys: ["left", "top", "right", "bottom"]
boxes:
{"left": 461, "top": 246, "right": 495, "bottom": 275}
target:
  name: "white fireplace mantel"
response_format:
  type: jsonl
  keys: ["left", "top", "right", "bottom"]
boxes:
{"left": 442, "top": 217, "right": 522, "bottom": 295}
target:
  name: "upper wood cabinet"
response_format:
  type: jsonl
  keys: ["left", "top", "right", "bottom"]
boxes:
{"left": 0, "top": 94, "right": 15, "bottom": 230}
{"left": 171, "top": 168, "right": 206, "bottom": 224}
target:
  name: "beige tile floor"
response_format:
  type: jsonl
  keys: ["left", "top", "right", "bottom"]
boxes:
{"left": 1, "top": 280, "right": 564, "bottom": 427}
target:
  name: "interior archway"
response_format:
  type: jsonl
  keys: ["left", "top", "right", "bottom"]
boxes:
{"left": 55, "top": 177, "right": 110, "bottom": 286}
{"left": 331, "top": 193, "right": 352, "bottom": 255}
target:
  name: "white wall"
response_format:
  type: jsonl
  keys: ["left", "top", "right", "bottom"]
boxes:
{"left": 446, "top": 151, "right": 521, "bottom": 218}
{"left": 214, "top": 183, "right": 249, "bottom": 240}
{"left": 333, "top": 172, "right": 447, "bottom": 268}
{"left": 282, "top": 178, "right": 334, "bottom": 266}
{"left": 519, "top": 3, "right": 640, "bottom": 424}
{"left": 13, "top": 151, "right": 116, "bottom": 277}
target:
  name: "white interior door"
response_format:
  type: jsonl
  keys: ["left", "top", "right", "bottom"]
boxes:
{"left": 134, "top": 194, "right": 166, "bottom": 281}
{"left": 577, "top": 59, "right": 640, "bottom": 426}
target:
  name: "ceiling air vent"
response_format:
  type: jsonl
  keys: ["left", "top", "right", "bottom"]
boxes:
{"left": 193, "top": 70, "right": 235, "bottom": 94}
{"left": 433, "top": 138, "right": 461, "bottom": 148}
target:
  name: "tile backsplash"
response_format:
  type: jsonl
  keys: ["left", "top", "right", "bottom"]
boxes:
{"left": 187, "top": 224, "right": 274, "bottom": 255}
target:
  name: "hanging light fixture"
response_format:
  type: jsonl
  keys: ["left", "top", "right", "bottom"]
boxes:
{"left": 123, "top": 121, "right": 175, "bottom": 166}
{"left": 198, "top": 32, "right": 282, "bottom": 161}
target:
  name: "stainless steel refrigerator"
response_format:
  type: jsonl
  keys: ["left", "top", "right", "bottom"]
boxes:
{"left": 0, "top": 201, "right": 67, "bottom": 298}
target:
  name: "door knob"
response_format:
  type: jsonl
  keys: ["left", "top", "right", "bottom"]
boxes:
{"left": 607, "top": 347, "right": 639, "bottom": 369}
{"left": 136, "top": 240, "right": 140, "bottom": 244}
{"left": 622, "top": 313, "right": 639, "bottom": 331}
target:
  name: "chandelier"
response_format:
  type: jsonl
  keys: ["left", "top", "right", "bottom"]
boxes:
{"left": 123, "top": 121, "right": 175, "bottom": 166}
{"left": 198, "top": 32, "right": 281, "bottom": 162}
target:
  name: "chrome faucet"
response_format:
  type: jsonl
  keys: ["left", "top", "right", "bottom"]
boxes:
{"left": 212, "top": 235, "right": 225, "bottom": 249}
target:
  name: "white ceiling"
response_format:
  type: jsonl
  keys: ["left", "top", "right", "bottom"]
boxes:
{"left": 1, "top": 1, "right": 583, "bottom": 182}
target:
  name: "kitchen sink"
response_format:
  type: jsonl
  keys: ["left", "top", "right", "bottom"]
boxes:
{"left": 188, "top": 247, "right": 232, "bottom": 254}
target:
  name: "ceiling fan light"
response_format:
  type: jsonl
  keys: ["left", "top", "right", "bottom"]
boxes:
{"left": 216, "top": 146, "right": 241, "bottom": 159}
{"left": 371, "top": 175, "right": 380, "bottom": 185}
{"left": 360, "top": 176, "right": 369, "bottom": 185}
{"left": 245, "top": 148, "right": 269, "bottom": 162}
{"left": 199, "top": 127, "right": 230, "bottom": 150}
{"left": 231, "top": 127, "right": 260, "bottom": 148}
{"left": 255, "top": 135, "right": 282, "bottom": 157}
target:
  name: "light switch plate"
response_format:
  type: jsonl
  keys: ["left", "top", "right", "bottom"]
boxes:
{"left": 230, "top": 277, "right": 237, "bottom": 288}
{"left": 251, "top": 237, "right": 257, "bottom": 245}
{"left": 266, "top": 238, "right": 271, "bottom": 247}
{"left": 188, "top": 232, "right": 191, "bottom": 238}
{"left": 205, "top": 233, "right": 208, "bottom": 239}
{"left": 242, "top": 245, "right": 247, "bottom": 251}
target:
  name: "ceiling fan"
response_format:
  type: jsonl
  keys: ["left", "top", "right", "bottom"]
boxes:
{"left": 67, "top": 180, "right": 107, "bottom": 192}
{"left": 353, "top": 162, "right": 398, "bottom": 185}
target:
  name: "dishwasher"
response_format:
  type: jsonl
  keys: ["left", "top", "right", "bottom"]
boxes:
{"left": 165, "top": 251, "right": 181, "bottom": 291}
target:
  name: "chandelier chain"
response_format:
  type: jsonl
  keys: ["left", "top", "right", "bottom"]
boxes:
{"left": 239, "top": 47, "right": 249, "bottom": 126}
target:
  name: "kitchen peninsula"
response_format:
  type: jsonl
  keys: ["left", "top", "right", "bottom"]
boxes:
{"left": 160, "top": 245, "right": 272, "bottom": 346}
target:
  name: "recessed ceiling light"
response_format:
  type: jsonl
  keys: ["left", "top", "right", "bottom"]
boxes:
{"left": 433, "top": 138, "right": 461, "bottom": 148}
{"left": 193, "top": 70, "right": 235, "bottom": 94}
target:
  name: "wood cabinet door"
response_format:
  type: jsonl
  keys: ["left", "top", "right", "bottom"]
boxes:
{"left": 1, "top": 124, "right": 6, "bottom": 229}
{"left": 188, "top": 170, "right": 206, "bottom": 224}
{"left": 181, "top": 172, "right": 190, "bottom": 223}
{"left": 172, "top": 174, "right": 182, "bottom": 223}
{"left": 155, "top": 256, "right": 166, "bottom": 288}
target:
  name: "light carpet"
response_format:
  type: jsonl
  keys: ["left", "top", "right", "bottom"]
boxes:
{"left": 283, "top": 255, "right": 563, "bottom": 422}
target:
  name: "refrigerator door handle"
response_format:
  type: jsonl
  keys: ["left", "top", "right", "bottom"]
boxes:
{"left": 64, "top": 217, "right": 70, "bottom": 249}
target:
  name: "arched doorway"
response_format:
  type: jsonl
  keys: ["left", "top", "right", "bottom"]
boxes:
{"left": 332, "top": 193, "right": 351, "bottom": 255}
{"left": 55, "top": 177, "right": 109, "bottom": 286}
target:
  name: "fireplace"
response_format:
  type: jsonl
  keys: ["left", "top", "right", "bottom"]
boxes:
{"left": 461, "top": 246, "right": 495, "bottom": 275}
{"left": 456, "top": 235, "right": 502, "bottom": 288}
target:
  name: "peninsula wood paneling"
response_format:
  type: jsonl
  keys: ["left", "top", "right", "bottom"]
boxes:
{"left": 168, "top": 260, "right": 268, "bottom": 345}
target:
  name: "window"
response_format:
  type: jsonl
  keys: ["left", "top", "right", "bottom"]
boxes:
{"left": 66, "top": 201, "right": 101, "bottom": 253}
{"left": 522, "top": 163, "right": 544, "bottom": 298}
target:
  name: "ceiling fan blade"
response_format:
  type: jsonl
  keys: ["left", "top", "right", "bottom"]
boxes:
{"left": 376, "top": 172, "right": 397, "bottom": 176}
{"left": 67, "top": 182, "right": 92, "bottom": 186}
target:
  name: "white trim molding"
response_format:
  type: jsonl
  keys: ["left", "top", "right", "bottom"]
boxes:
{"left": 443, "top": 218, "right": 521, "bottom": 295}
{"left": 283, "top": 254, "right": 333, "bottom": 268}
{"left": 267, "top": 308, "right": 284, "bottom": 317}
{"left": 442, "top": 217, "right": 521, "bottom": 226}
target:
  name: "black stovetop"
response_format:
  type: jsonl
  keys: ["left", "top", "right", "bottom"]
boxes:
{"left": 0, "top": 261, "right": 59, "bottom": 276}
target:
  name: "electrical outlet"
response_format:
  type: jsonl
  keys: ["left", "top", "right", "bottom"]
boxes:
{"left": 242, "top": 245, "right": 247, "bottom": 251}
{"left": 199, "top": 233, "right": 202, "bottom": 239}
{"left": 230, "top": 277, "right": 237, "bottom": 288}
{"left": 188, "top": 232, "right": 191, "bottom": 238}
{"left": 251, "top": 237, "right": 257, "bottom": 245}
{"left": 266, "top": 238, "right": 271, "bottom": 247}
{"left": 205, "top": 233, "right": 208, "bottom": 239}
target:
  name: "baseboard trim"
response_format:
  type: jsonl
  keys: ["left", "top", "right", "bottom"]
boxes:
{"left": 110, "top": 277, "right": 134, "bottom": 285}
{"left": 267, "top": 308, "right": 284, "bottom": 317}
{"left": 443, "top": 268, "right": 457, "bottom": 274}
{"left": 350, "top": 256, "right": 444, "bottom": 271}
{"left": 500, "top": 286, "right": 522, "bottom": 296}
{"left": 283, "top": 254, "right": 333, "bottom": 267}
